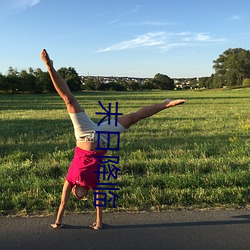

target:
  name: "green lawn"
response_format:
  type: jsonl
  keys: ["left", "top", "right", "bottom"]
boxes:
{"left": 0, "top": 88, "right": 249, "bottom": 215}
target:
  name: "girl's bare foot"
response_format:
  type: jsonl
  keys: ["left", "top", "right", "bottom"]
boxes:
{"left": 90, "top": 222, "right": 102, "bottom": 230}
{"left": 50, "top": 223, "right": 64, "bottom": 229}
{"left": 164, "top": 98, "right": 186, "bottom": 108}
{"left": 40, "top": 49, "right": 53, "bottom": 70}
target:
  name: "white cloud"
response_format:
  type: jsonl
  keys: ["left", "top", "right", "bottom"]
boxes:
{"left": 122, "top": 5, "right": 141, "bottom": 15}
{"left": 231, "top": 15, "right": 241, "bottom": 20}
{"left": 12, "top": 0, "right": 40, "bottom": 10}
{"left": 182, "top": 32, "right": 227, "bottom": 42}
{"left": 195, "top": 33, "right": 211, "bottom": 41}
{"left": 0, "top": 0, "right": 40, "bottom": 16}
{"left": 125, "top": 21, "right": 177, "bottom": 26}
{"left": 106, "top": 19, "right": 119, "bottom": 25}
{"left": 98, "top": 31, "right": 226, "bottom": 52}
{"left": 99, "top": 32, "right": 166, "bottom": 52}
{"left": 226, "top": 15, "right": 241, "bottom": 21}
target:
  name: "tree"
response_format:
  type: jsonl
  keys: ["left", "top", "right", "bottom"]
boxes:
{"left": 5, "top": 67, "right": 20, "bottom": 93}
{"left": 242, "top": 78, "right": 250, "bottom": 87}
{"left": 142, "top": 79, "right": 155, "bottom": 90}
{"left": 95, "top": 79, "right": 107, "bottom": 91}
{"left": 0, "top": 73, "right": 7, "bottom": 92}
{"left": 19, "top": 69, "right": 36, "bottom": 92}
{"left": 127, "top": 80, "right": 141, "bottom": 91}
{"left": 213, "top": 48, "right": 250, "bottom": 87}
{"left": 57, "top": 67, "right": 82, "bottom": 91}
{"left": 84, "top": 77, "right": 97, "bottom": 90}
{"left": 198, "top": 77, "right": 210, "bottom": 88}
{"left": 189, "top": 78, "right": 198, "bottom": 89}
{"left": 34, "top": 68, "right": 53, "bottom": 93}
{"left": 110, "top": 79, "right": 127, "bottom": 91}
{"left": 153, "top": 73, "right": 174, "bottom": 90}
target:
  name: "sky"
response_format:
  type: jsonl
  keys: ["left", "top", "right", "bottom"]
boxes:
{"left": 1, "top": 0, "right": 250, "bottom": 78}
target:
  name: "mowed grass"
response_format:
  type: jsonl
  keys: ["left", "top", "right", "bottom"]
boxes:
{"left": 0, "top": 88, "right": 249, "bottom": 215}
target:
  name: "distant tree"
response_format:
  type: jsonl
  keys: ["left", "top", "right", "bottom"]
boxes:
{"left": 213, "top": 48, "right": 250, "bottom": 87}
{"left": 34, "top": 68, "right": 53, "bottom": 93}
{"left": 110, "top": 79, "right": 127, "bottom": 91}
{"left": 242, "top": 78, "right": 250, "bottom": 87}
{"left": 84, "top": 77, "right": 97, "bottom": 90}
{"left": 153, "top": 73, "right": 174, "bottom": 90}
{"left": 127, "top": 80, "right": 141, "bottom": 91}
{"left": 196, "top": 77, "right": 212, "bottom": 88}
{"left": 198, "top": 77, "right": 209, "bottom": 88}
{"left": 95, "top": 79, "right": 107, "bottom": 91}
{"left": 207, "top": 74, "right": 214, "bottom": 88}
{"left": 119, "top": 79, "right": 128, "bottom": 91}
{"left": 212, "top": 73, "right": 224, "bottom": 88}
{"left": 57, "top": 67, "right": 81, "bottom": 91}
{"left": 19, "top": 69, "right": 36, "bottom": 92}
{"left": 5, "top": 67, "right": 20, "bottom": 93}
{"left": 189, "top": 78, "right": 198, "bottom": 89}
{"left": 142, "top": 79, "right": 155, "bottom": 90}
{"left": 0, "top": 73, "right": 7, "bottom": 92}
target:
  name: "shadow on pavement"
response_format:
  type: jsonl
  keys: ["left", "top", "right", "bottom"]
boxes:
{"left": 102, "top": 215, "right": 250, "bottom": 230}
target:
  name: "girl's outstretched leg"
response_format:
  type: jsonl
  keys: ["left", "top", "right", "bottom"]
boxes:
{"left": 118, "top": 98, "right": 185, "bottom": 129}
{"left": 40, "top": 49, "right": 82, "bottom": 113}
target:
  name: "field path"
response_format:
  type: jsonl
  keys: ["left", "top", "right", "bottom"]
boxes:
{"left": 1, "top": 209, "right": 250, "bottom": 250}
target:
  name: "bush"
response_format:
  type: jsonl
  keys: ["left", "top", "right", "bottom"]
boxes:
{"left": 242, "top": 78, "right": 250, "bottom": 87}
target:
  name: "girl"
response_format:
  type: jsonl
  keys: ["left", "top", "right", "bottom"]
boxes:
{"left": 40, "top": 49, "right": 185, "bottom": 230}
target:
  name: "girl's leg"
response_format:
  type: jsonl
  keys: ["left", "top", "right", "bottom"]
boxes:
{"left": 118, "top": 99, "right": 185, "bottom": 129}
{"left": 92, "top": 190, "right": 103, "bottom": 230}
{"left": 51, "top": 180, "right": 72, "bottom": 228}
{"left": 93, "top": 205, "right": 102, "bottom": 230}
{"left": 40, "top": 49, "right": 82, "bottom": 113}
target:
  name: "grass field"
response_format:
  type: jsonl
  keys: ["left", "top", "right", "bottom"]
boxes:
{"left": 0, "top": 88, "right": 249, "bottom": 216}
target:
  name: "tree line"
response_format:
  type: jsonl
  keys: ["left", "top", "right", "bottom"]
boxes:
{"left": 0, "top": 48, "right": 250, "bottom": 93}
{"left": 0, "top": 67, "right": 82, "bottom": 94}
{"left": 0, "top": 67, "right": 175, "bottom": 93}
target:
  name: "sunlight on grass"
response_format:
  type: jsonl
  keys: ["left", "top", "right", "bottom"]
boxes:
{"left": 0, "top": 88, "right": 250, "bottom": 215}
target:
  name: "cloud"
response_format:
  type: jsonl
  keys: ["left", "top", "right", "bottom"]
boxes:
{"left": 122, "top": 5, "right": 141, "bottom": 15}
{"left": 181, "top": 32, "right": 225, "bottom": 42}
{"left": 226, "top": 15, "right": 241, "bottom": 21}
{"left": 98, "top": 31, "right": 226, "bottom": 52}
{"left": 194, "top": 33, "right": 211, "bottom": 41}
{"left": 98, "top": 32, "right": 166, "bottom": 52}
{"left": 125, "top": 21, "right": 177, "bottom": 26}
{"left": 13, "top": 0, "right": 40, "bottom": 10}
{"left": 0, "top": 0, "right": 40, "bottom": 16}
{"left": 230, "top": 15, "right": 241, "bottom": 20}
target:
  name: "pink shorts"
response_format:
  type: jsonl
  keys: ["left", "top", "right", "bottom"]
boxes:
{"left": 66, "top": 147, "right": 107, "bottom": 190}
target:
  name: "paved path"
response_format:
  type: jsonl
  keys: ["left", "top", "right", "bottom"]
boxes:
{"left": 1, "top": 209, "right": 250, "bottom": 250}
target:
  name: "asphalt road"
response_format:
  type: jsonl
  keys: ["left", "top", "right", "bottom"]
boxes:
{"left": 1, "top": 209, "right": 250, "bottom": 250}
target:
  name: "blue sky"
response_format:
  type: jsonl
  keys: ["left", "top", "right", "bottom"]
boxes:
{"left": 1, "top": 0, "right": 250, "bottom": 78}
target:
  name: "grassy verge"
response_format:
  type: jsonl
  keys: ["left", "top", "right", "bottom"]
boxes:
{"left": 0, "top": 88, "right": 249, "bottom": 215}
